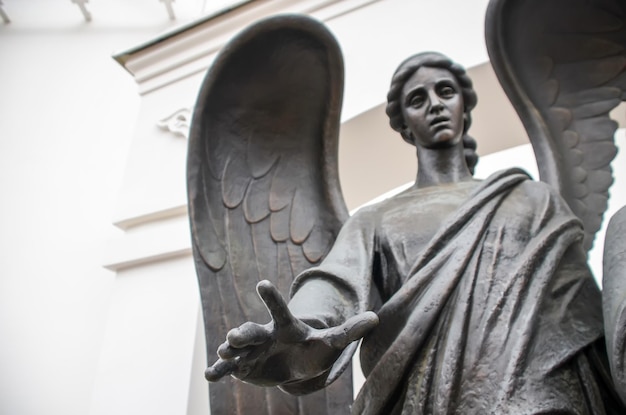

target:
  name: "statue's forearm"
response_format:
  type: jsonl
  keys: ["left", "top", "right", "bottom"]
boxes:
{"left": 289, "top": 278, "right": 359, "bottom": 328}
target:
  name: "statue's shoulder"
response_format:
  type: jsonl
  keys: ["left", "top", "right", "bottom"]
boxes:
{"left": 344, "top": 195, "right": 414, "bottom": 230}
{"left": 515, "top": 176, "right": 562, "bottom": 200}
{"left": 504, "top": 175, "right": 577, "bottom": 221}
{"left": 485, "top": 168, "right": 557, "bottom": 201}
{"left": 348, "top": 203, "right": 383, "bottom": 223}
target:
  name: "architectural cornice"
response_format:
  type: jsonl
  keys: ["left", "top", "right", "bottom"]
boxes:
{"left": 113, "top": 0, "right": 380, "bottom": 95}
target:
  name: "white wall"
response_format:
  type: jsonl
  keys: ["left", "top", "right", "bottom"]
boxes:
{"left": 0, "top": 2, "right": 192, "bottom": 414}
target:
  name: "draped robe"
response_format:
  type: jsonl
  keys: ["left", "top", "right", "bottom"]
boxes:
{"left": 288, "top": 169, "right": 622, "bottom": 414}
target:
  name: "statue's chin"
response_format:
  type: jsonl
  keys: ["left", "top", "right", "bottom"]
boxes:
{"left": 420, "top": 132, "right": 461, "bottom": 150}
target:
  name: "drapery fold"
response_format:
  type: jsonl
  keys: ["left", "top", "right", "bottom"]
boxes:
{"left": 354, "top": 170, "right": 603, "bottom": 414}
{"left": 291, "top": 169, "right": 610, "bottom": 413}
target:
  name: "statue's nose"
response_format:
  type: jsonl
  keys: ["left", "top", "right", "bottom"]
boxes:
{"left": 428, "top": 90, "right": 444, "bottom": 113}
{"left": 430, "top": 101, "right": 444, "bottom": 113}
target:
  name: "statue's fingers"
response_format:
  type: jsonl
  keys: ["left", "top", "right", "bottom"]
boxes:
{"left": 326, "top": 311, "right": 379, "bottom": 349}
{"left": 256, "top": 280, "right": 296, "bottom": 329}
{"left": 226, "top": 321, "right": 270, "bottom": 348}
{"left": 205, "top": 358, "right": 238, "bottom": 382}
{"left": 218, "top": 341, "right": 250, "bottom": 359}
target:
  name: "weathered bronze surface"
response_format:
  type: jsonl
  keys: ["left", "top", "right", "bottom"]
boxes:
{"left": 188, "top": 1, "right": 626, "bottom": 413}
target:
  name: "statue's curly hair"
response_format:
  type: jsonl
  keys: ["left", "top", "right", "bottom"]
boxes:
{"left": 385, "top": 52, "right": 479, "bottom": 173}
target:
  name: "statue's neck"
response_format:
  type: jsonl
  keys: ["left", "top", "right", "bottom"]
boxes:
{"left": 415, "top": 143, "right": 472, "bottom": 188}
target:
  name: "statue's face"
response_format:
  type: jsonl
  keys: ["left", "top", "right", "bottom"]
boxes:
{"left": 400, "top": 66, "right": 464, "bottom": 149}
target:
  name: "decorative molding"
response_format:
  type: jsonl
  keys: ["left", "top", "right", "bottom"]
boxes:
{"left": 113, "top": 204, "right": 188, "bottom": 230}
{"left": 157, "top": 108, "right": 192, "bottom": 139}
{"left": 104, "top": 208, "right": 192, "bottom": 272}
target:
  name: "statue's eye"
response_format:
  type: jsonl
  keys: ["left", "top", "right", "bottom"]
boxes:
{"left": 409, "top": 93, "right": 425, "bottom": 108}
{"left": 439, "top": 86, "right": 456, "bottom": 99}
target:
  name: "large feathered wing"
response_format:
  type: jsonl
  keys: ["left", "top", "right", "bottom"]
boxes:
{"left": 187, "top": 15, "right": 352, "bottom": 415}
{"left": 486, "top": 0, "right": 626, "bottom": 251}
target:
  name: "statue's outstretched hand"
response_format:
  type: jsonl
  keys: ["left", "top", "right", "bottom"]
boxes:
{"left": 205, "top": 280, "right": 378, "bottom": 387}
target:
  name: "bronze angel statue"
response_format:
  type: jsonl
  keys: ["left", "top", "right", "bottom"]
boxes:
{"left": 187, "top": 0, "right": 626, "bottom": 413}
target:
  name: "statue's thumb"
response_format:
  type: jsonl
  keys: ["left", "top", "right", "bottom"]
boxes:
{"left": 205, "top": 359, "right": 237, "bottom": 382}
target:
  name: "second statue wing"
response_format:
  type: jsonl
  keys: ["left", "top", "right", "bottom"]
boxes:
{"left": 486, "top": 0, "right": 626, "bottom": 251}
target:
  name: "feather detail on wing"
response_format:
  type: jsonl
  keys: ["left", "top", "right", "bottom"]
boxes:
{"left": 187, "top": 15, "right": 351, "bottom": 415}
{"left": 486, "top": 0, "right": 626, "bottom": 251}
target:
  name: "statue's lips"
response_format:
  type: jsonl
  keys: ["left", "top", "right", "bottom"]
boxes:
{"left": 430, "top": 117, "right": 450, "bottom": 130}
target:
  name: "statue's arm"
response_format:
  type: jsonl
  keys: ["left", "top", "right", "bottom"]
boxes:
{"left": 274, "top": 208, "right": 380, "bottom": 393}
{"left": 290, "top": 206, "right": 379, "bottom": 317}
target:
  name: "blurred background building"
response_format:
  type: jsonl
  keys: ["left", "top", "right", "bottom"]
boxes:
{"left": 1, "top": 1, "right": 624, "bottom": 414}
